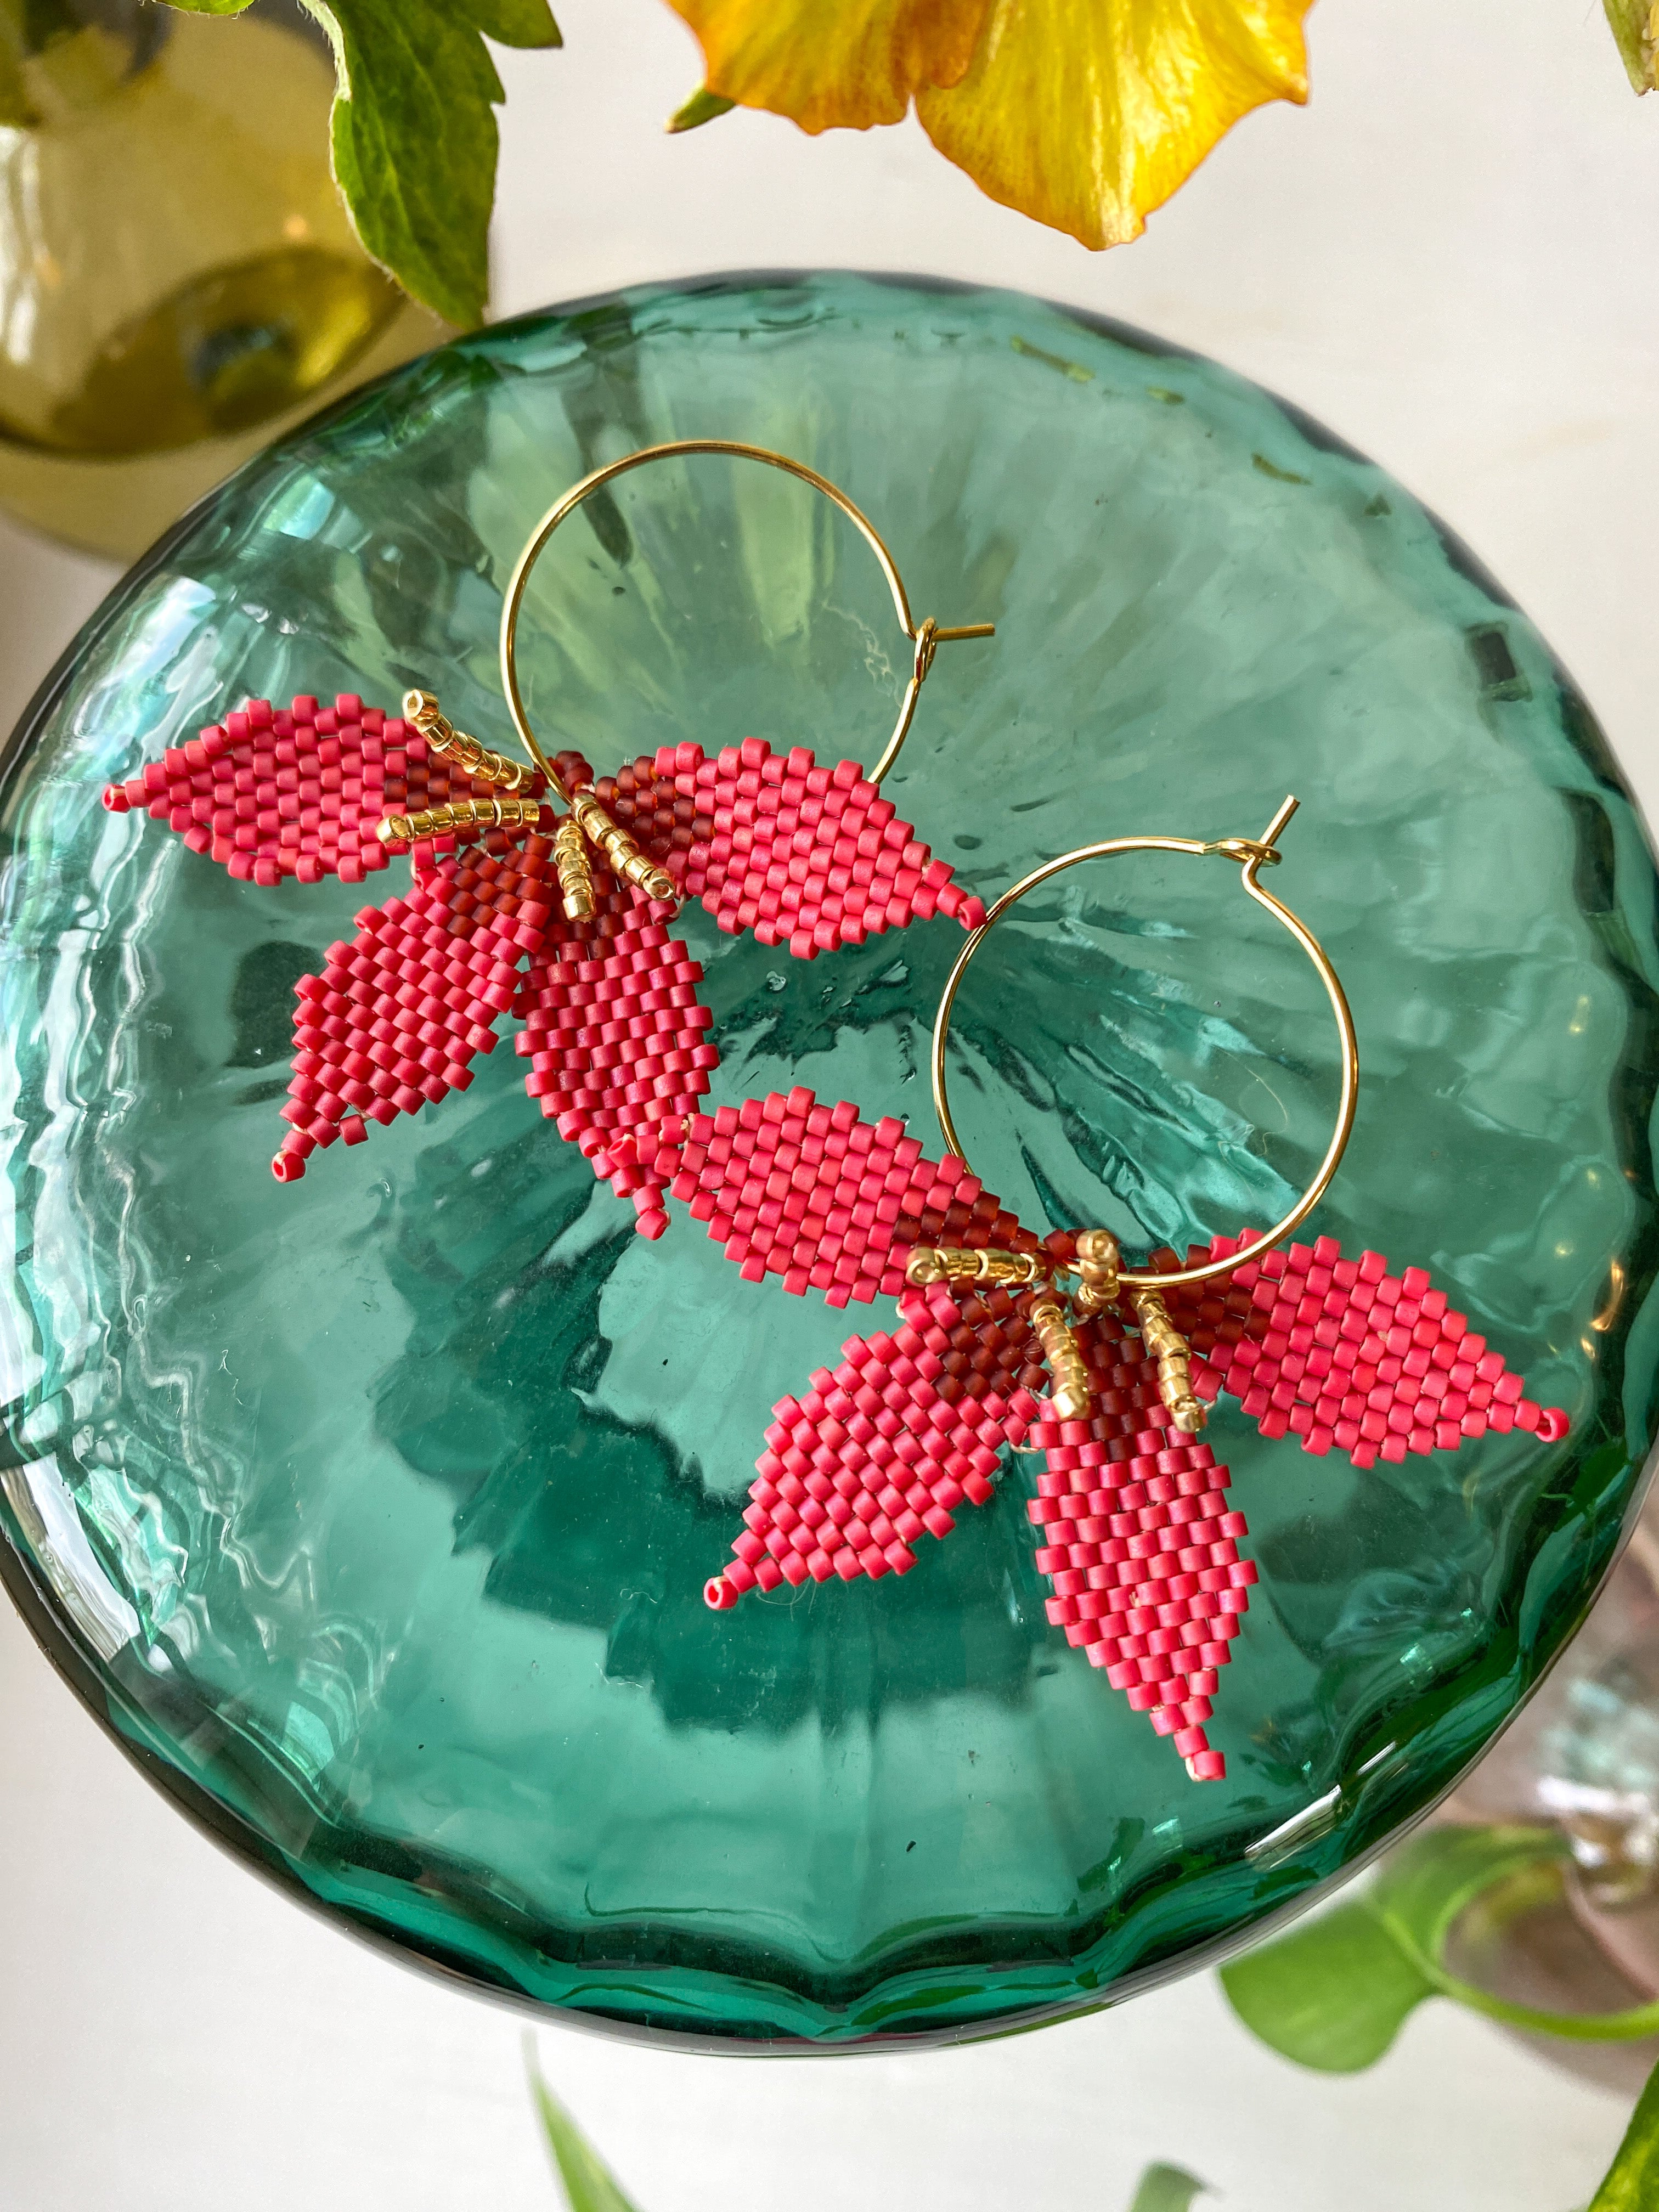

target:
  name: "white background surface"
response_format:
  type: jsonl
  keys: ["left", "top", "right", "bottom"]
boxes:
{"left": 1, "top": 1, "right": 1655, "bottom": 2205}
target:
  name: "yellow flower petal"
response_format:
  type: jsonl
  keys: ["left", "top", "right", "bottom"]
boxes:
{"left": 663, "top": 0, "right": 991, "bottom": 134}
{"left": 916, "top": 0, "right": 1314, "bottom": 250}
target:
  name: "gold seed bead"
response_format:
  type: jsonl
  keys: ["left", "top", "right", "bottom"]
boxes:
{"left": 377, "top": 795, "right": 546, "bottom": 845}
{"left": 1072, "top": 1227, "right": 1122, "bottom": 1314}
{"left": 402, "top": 689, "right": 533, "bottom": 794}
{"left": 1129, "top": 1286, "right": 1207, "bottom": 1435}
{"left": 1029, "top": 1297, "right": 1092, "bottom": 1424}
{"left": 904, "top": 1246, "right": 1045, "bottom": 1289}
{"left": 552, "top": 814, "right": 596, "bottom": 922}
{"left": 569, "top": 788, "right": 678, "bottom": 904}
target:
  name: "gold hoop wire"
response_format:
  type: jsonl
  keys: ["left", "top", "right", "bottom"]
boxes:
{"left": 930, "top": 797, "right": 1359, "bottom": 1291}
{"left": 498, "top": 438, "right": 994, "bottom": 801}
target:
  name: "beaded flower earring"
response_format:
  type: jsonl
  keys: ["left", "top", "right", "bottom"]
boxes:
{"left": 101, "top": 439, "right": 996, "bottom": 1220}
{"left": 696, "top": 800, "right": 1570, "bottom": 1781}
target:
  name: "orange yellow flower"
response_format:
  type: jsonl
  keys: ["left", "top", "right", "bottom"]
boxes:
{"left": 664, "top": 0, "right": 1316, "bottom": 249}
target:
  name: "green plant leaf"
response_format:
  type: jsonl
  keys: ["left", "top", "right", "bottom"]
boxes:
{"left": 298, "top": 0, "right": 524, "bottom": 328}
{"left": 1221, "top": 1895, "right": 1436, "bottom": 2072}
{"left": 1376, "top": 1827, "right": 1659, "bottom": 2044}
{"left": 1590, "top": 2052, "right": 1659, "bottom": 2210}
{"left": 1367, "top": 1823, "right": 1570, "bottom": 1975}
{"left": 667, "top": 86, "right": 736, "bottom": 132}
{"left": 1603, "top": 1, "right": 1655, "bottom": 93}
{"left": 1125, "top": 2162, "right": 1210, "bottom": 2212}
{"left": 1222, "top": 1827, "right": 1570, "bottom": 2070}
{"left": 1224, "top": 1824, "right": 1659, "bottom": 2075}
{"left": 461, "top": 0, "right": 562, "bottom": 48}
{"left": 159, "top": 0, "right": 559, "bottom": 325}
{"left": 527, "top": 2042, "right": 643, "bottom": 2212}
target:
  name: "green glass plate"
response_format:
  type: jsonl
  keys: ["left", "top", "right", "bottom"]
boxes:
{"left": 1, "top": 272, "right": 1654, "bottom": 2047}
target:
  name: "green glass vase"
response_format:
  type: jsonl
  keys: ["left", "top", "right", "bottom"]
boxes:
{"left": 1, "top": 272, "right": 1654, "bottom": 2047}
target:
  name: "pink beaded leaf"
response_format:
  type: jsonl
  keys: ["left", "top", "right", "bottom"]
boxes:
{"left": 708, "top": 1276, "right": 1041, "bottom": 1597}
{"left": 675, "top": 1087, "right": 1248, "bottom": 1775}
{"left": 271, "top": 831, "right": 559, "bottom": 1182}
{"left": 1158, "top": 1232, "right": 1573, "bottom": 1469}
{"left": 647, "top": 1084, "right": 1041, "bottom": 1306}
{"left": 675, "top": 1088, "right": 1568, "bottom": 1780}
{"left": 511, "top": 858, "right": 718, "bottom": 1239}
{"left": 595, "top": 735, "right": 985, "bottom": 956}
{"left": 1018, "top": 1301, "right": 1248, "bottom": 1782}
{"left": 100, "top": 693, "right": 538, "bottom": 885}
{"left": 104, "top": 699, "right": 984, "bottom": 1192}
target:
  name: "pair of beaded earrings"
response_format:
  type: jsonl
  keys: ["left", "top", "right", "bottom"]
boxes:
{"left": 105, "top": 439, "right": 1568, "bottom": 1783}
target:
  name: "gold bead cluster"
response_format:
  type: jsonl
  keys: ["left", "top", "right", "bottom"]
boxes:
{"left": 1071, "top": 1227, "right": 1121, "bottom": 1314}
{"left": 377, "top": 795, "right": 546, "bottom": 844}
{"left": 551, "top": 814, "right": 596, "bottom": 922}
{"left": 1028, "top": 1296, "right": 1092, "bottom": 1422}
{"left": 905, "top": 1246, "right": 1043, "bottom": 1289}
{"left": 402, "top": 690, "right": 534, "bottom": 793}
{"left": 382, "top": 687, "right": 679, "bottom": 923}
{"left": 904, "top": 1222, "right": 1206, "bottom": 1437}
{"left": 567, "top": 786, "right": 678, "bottom": 905}
{"left": 1127, "top": 1286, "right": 1207, "bottom": 1435}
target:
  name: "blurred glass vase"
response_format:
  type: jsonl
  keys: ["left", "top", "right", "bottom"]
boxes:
{"left": 1452, "top": 1484, "right": 1659, "bottom": 1957}
{"left": 0, "top": 0, "right": 446, "bottom": 559}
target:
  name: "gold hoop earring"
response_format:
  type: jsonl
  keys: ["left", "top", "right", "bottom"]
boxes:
{"left": 390, "top": 439, "right": 994, "bottom": 928}
{"left": 498, "top": 437, "right": 994, "bottom": 797}
{"left": 914, "top": 796, "right": 1359, "bottom": 1429}
{"left": 693, "top": 798, "right": 1568, "bottom": 1787}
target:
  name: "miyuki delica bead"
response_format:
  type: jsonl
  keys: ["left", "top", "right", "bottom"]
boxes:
{"left": 1158, "top": 1231, "right": 1571, "bottom": 1466}
{"left": 101, "top": 693, "right": 545, "bottom": 888}
{"left": 273, "top": 830, "right": 558, "bottom": 1181}
{"left": 109, "top": 706, "right": 987, "bottom": 1204}
{"left": 692, "top": 1090, "right": 1243, "bottom": 1777}
{"left": 594, "top": 735, "right": 988, "bottom": 959}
